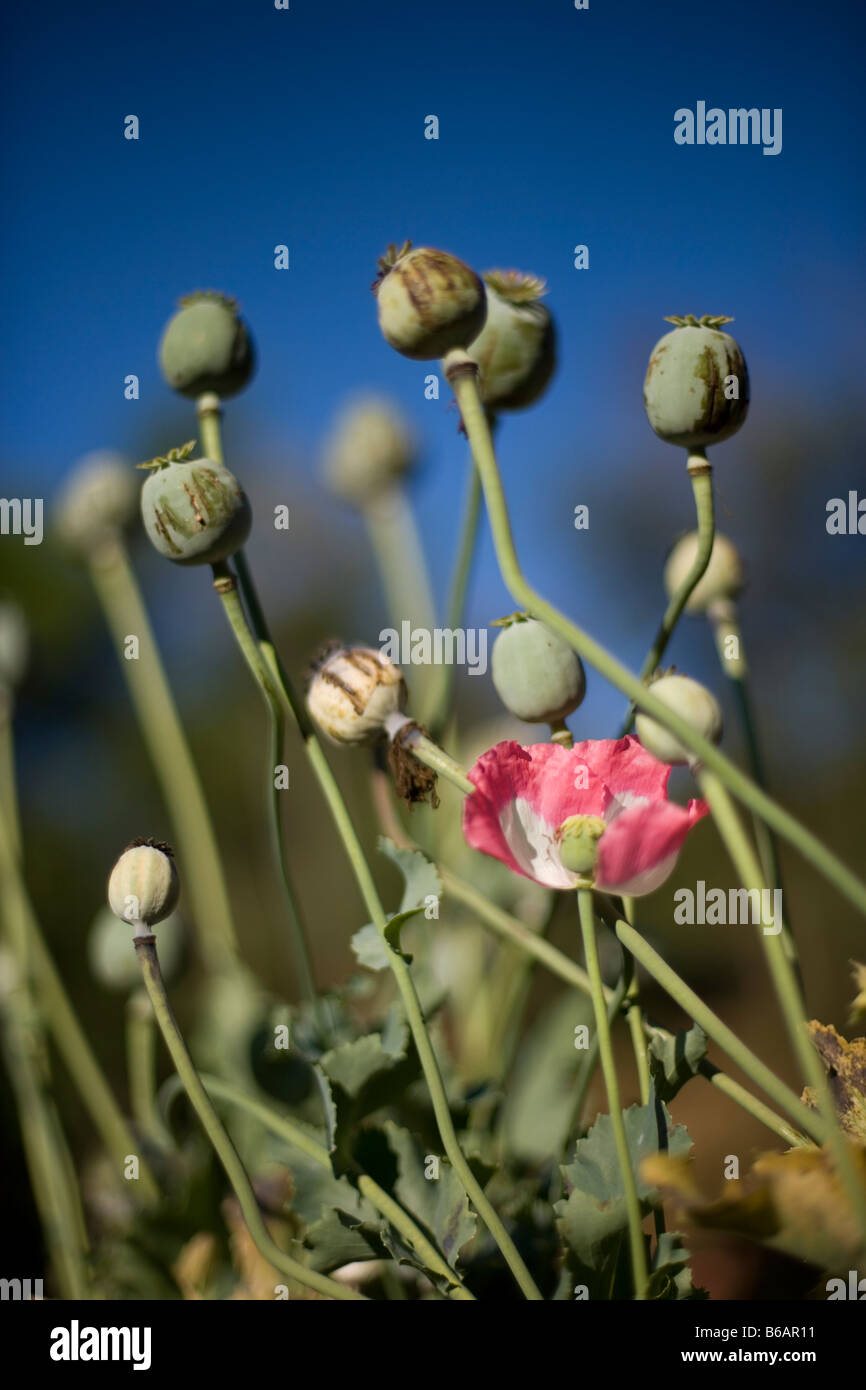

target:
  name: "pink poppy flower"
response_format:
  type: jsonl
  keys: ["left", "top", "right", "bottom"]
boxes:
{"left": 462, "top": 736, "right": 708, "bottom": 896}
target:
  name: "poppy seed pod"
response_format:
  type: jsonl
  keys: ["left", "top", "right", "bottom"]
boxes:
{"left": 56, "top": 451, "right": 138, "bottom": 551}
{"left": 636, "top": 673, "right": 723, "bottom": 766}
{"left": 491, "top": 615, "right": 586, "bottom": 724}
{"left": 465, "top": 271, "right": 556, "bottom": 411}
{"left": 307, "top": 645, "right": 407, "bottom": 745}
{"left": 158, "top": 291, "right": 255, "bottom": 399}
{"left": 644, "top": 315, "right": 749, "bottom": 449}
{"left": 323, "top": 396, "right": 415, "bottom": 506}
{"left": 664, "top": 531, "right": 745, "bottom": 614}
{"left": 373, "top": 241, "right": 486, "bottom": 361}
{"left": 139, "top": 441, "right": 252, "bottom": 566}
{"left": 108, "top": 839, "right": 180, "bottom": 930}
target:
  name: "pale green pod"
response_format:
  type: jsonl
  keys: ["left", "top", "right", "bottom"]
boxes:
{"left": 466, "top": 271, "right": 556, "bottom": 411}
{"left": 664, "top": 531, "right": 745, "bottom": 614}
{"left": 374, "top": 242, "right": 486, "bottom": 361}
{"left": 56, "top": 451, "right": 138, "bottom": 550}
{"left": 323, "top": 396, "right": 415, "bottom": 505}
{"left": 140, "top": 446, "right": 252, "bottom": 566}
{"left": 636, "top": 673, "right": 723, "bottom": 765}
{"left": 88, "top": 904, "right": 184, "bottom": 990}
{"left": 107, "top": 839, "right": 180, "bottom": 928}
{"left": 644, "top": 316, "right": 748, "bottom": 449}
{"left": 158, "top": 291, "right": 255, "bottom": 399}
{"left": 491, "top": 616, "right": 586, "bottom": 724}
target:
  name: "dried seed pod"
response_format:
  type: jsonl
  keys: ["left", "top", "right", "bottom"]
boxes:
{"left": 158, "top": 291, "right": 255, "bottom": 399}
{"left": 373, "top": 241, "right": 486, "bottom": 361}
{"left": 465, "top": 270, "right": 556, "bottom": 411}
{"left": 56, "top": 451, "right": 138, "bottom": 551}
{"left": 323, "top": 396, "right": 415, "bottom": 506}
{"left": 108, "top": 839, "right": 180, "bottom": 929}
{"left": 491, "top": 615, "right": 586, "bottom": 724}
{"left": 664, "top": 531, "right": 745, "bottom": 614}
{"left": 636, "top": 672, "right": 723, "bottom": 765}
{"left": 139, "top": 441, "right": 252, "bottom": 566}
{"left": 644, "top": 315, "right": 749, "bottom": 449}
{"left": 307, "top": 645, "right": 406, "bottom": 745}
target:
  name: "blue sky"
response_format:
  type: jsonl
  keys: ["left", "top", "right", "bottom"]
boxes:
{"left": 3, "top": 0, "right": 865, "bottom": 752}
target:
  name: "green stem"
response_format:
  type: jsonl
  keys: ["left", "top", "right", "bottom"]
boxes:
{"left": 134, "top": 935, "right": 364, "bottom": 1300}
{"left": 159, "top": 1072, "right": 475, "bottom": 1299}
{"left": 215, "top": 555, "right": 542, "bottom": 1298}
{"left": 696, "top": 768, "right": 866, "bottom": 1248}
{"left": 125, "top": 989, "right": 169, "bottom": 1146}
{"left": 444, "top": 355, "right": 866, "bottom": 918}
{"left": 429, "top": 460, "right": 483, "bottom": 738}
{"left": 88, "top": 538, "right": 238, "bottom": 973}
{"left": 696, "top": 1061, "right": 805, "bottom": 1147}
{"left": 577, "top": 889, "right": 649, "bottom": 1299}
{"left": 620, "top": 456, "right": 715, "bottom": 735}
{"left": 607, "top": 908, "right": 825, "bottom": 1143}
{"left": 567, "top": 953, "right": 630, "bottom": 1141}
{"left": 0, "top": 689, "right": 21, "bottom": 856}
{"left": 210, "top": 562, "right": 321, "bottom": 1022}
{"left": 0, "top": 807, "right": 158, "bottom": 1199}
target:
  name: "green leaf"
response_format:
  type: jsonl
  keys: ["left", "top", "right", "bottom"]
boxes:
{"left": 303, "top": 1208, "right": 384, "bottom": 1273}
{"left": 350, "top": 923, "right": 391, "bottom": 972}
{"left": 378, "top": 836, "right": 441, "bottom": 913}
{"left": 555, "top": 1100, "right": 693, "bottom": 1297}
{"left": 647, "top": 1231, "right": 708, "bottom": 1301}
{"left": 385, "top": 1121, "right": 476, "bottom": 1269}
{"left": 317, "top": 1031, "right": 420, "bottom": 1173}
{"left": 500, "top": 990, "right": 595, "bottom": 1164}
{"left": 647, "top": 1024, "right": 708, "bottom": 1103}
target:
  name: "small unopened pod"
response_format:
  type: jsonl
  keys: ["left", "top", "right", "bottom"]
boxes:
{"left": 491, "top": 615, "right": 586, "bottom": 724}
{"left": 644, "top": 315, "right": 749, "bottom": 449}
{"left": 323, "top": 396, "right": 415, "bottom": 506}
{"left": 636, "top": 673, "right": 723, "bottom": 765}
{"left": 374, "top": 241, "right": 486, "bottom": 360}
{"left": 664, "top": 531, "right": 745, "bottom": 614}
{"left": 108, "top": 839, "right": 180, "bottom": 929}
{"left": 56, "top": 451, "right": 138, "bottom": 551}
{"left": 307, "top": 645, "right": 407, "bottom": 745}
{"left": 158, "top": 291, "right": 255, "bottom": 399}
{"left": 465, "top": 270, "right": 556, "bottom": 412}
{"left": 140, "top": 442, "right": 252, "bottom": 565}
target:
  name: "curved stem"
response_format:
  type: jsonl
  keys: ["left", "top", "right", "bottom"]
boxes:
{"left": 159, "top": 1072, "right": 475, "bottom": 1300}
{"left": 696, "top": 768, "right": 866, "bottom": 1247}
{"left": 88, "top": 538, "right": 239, "bottom": 973}
{"left": 429, "top": 459, "right": 483, "bottom": 738}
{"left": 444, "top": 356, "right": 866, "bottom": 918}
{"left": 134, "top": 935, "right": 365, "bottom": 1300}
{"left": 620, "top": 456, "right": 715, "bottom": 735}
{"left": 210, "top": 563, "right": 321, "bottom": 1023}
{"left": 125, "top": 989, "right": 170, "bottom": 1147}
{"left": 577, "top": 890, "right": 649, "bottom": 1299}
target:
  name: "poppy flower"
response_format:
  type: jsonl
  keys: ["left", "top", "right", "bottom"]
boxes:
{"left": 462, "top": 736, "right": 707, "bottom": 896}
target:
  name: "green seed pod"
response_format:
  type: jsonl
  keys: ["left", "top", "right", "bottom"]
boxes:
{"left": 465, "top": 270, "right": 556, "bottom": 411}
{"left": 107, "top": 838, "right": 180, "bottom": 929}
{"left": 88, "top": 904, "right": 183, "bottom": 991}
{"left": 491, "top": 615, "right": 586, "bottom": 724}
{"left": 323, "top": 396, "right": 415, "bottom": 506}
{"left": 158, "top": 291, "right": 255, "bottom": 399}
{"left": 139, "top": 441, "right": 252, "bottom": 566}
{"left": 307, "top": 645, "right": 407, "bottom": 745}
{"left": 644, "top": 315, "right": 749, "bottom": 449}
{"left": 664, "top": 531, "right": 745, "bottom": 614}
{"left": 56, "top": 450, "right": 138, "bottom": 551}
{"left": 0, "top": 599, "right": 28, "bottom": 689}
{"left": 373, "top": 241, "right": 486, "bottom": 361}
{"left": 635, "top": 672, "right": 723, "bottom": 766}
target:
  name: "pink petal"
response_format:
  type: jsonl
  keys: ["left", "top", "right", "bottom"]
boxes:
{"left": 463, "top": 741, "right": 607, "bottom": 885}
{"left": 573, "top": 735, "right": 671, "bottom": 807}
{"left": 596, "top": 797, "right": 709, "bottom": 897}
